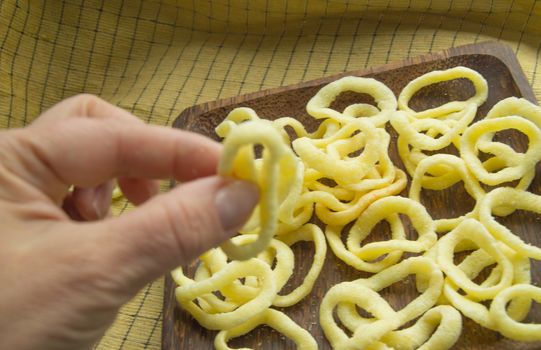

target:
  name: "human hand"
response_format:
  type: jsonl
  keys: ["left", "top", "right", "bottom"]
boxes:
{"left": 0, "top": 95, "right": 259, "bottom": 350}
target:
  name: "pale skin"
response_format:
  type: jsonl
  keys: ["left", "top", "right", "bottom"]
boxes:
{"left": 0, "top": 94, "right": 259, "bottom": 350}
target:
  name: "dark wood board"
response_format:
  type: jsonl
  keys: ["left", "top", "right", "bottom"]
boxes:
{"left": 163, "top": 41, "right": 541, "bottom": 350}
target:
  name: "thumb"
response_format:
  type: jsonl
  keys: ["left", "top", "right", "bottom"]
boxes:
{"left": 96, "top": 176, "right": 259, "bottom": 290}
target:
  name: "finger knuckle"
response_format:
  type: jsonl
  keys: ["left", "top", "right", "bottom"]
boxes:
{"left": 70, "top": 93, "right": 104, "bottom": 116}
{"left": 161, "top": 198, "right": 212, "bottom": 262}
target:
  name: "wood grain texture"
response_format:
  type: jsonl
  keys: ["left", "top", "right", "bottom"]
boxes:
{"left": 163, "top": 41, "right": 541, "bottom": 350}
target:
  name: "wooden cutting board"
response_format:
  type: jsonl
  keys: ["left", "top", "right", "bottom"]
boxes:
{"left": 163, "top": 41, "right": 541, "bottom": 350}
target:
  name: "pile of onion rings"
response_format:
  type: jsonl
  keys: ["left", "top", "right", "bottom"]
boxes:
{"left": 172, "top": 67, "right": 541, "bottom": 349}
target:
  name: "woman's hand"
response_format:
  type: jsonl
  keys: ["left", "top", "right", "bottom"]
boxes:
{"left": 0, "top": 94, "right": 258, "bottom": 350}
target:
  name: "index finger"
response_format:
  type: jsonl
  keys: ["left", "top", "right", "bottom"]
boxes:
{"left": 31, "top": 118, "right": 220, "bottom": 183}
{"left": 7, "top": 106, "right": 221, "bottom": 202}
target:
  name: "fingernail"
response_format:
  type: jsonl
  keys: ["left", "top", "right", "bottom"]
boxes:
{"left": 215, "top": 180, "right": 259, "bottom": 236}
{"left": 92, "top": 182, "right": 114, "bottom": 219}
{"left": 92, "top": 195, "right": 106, "bottom": 219}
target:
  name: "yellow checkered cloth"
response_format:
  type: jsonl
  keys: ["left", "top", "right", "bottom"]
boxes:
{"left": 1, "top": 0, "right": 540, "bottom": 349}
